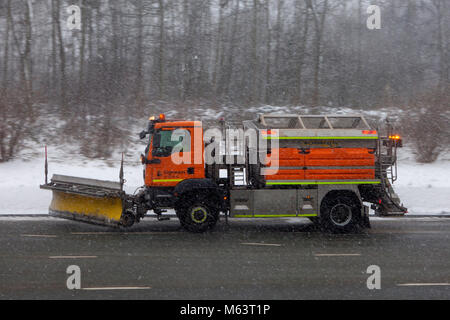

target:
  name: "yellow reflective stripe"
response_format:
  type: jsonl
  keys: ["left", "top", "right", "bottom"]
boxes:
{"left": 152, "top": 179, "right": 183, "bottom": 183}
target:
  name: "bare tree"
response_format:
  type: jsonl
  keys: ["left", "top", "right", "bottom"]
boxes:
{"left": 264, "top": 0, "right": 271, "bottom": 104}
{"left": 295, "top": 0, "right": 310, "bottom": 104}
{"left": 309, "top": 0, "right": 329, "bottom": 107}
{"left": 52, "top": 0, "right": 66, "bottom": 108}
{"left": 250, "top": 0, "right": 259, "bottom": 102}
{"left": 219, "top": 0, "right": 239, "bottom": 98}
{"left": 430, "top": 0, "right": 449, "bottom": 91}
{"left": 158, "top": 0, "right": 165, "bottom": 100}
{"left": 1, "top": 0, "right": 11, "bottom": 96}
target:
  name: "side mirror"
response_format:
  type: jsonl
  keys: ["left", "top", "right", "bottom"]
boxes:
{"left": 140, "top": 155, "right": 161, "bottom": 165}
{"left": 147, "top": 159, "right": 161, "bottom": 164}
{"left": 139, "top": 130, "right": 147, "bottom": 139}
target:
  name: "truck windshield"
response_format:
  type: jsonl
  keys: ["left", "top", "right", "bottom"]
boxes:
{"left": 152, "top": 129, "right": 190, "bottom": 157}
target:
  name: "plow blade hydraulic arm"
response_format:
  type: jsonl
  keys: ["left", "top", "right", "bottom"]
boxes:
{"left": 40, "top": 174, "right": 126, "bottom": 227}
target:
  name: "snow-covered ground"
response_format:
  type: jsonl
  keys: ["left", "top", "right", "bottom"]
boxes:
{"left": 0, "top": 146, "right": 146, "bottom": 215}
{"left": 394, "top": 148, "right": 450, "bottom": 215}
{"left": 0, "top": 145, "right": 448, "bottom": 215}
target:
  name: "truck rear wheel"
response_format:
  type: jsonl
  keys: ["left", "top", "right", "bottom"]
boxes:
{"left": 320, "top": 193, "right": 361, "bottom": 233}
{"left": 176, "top": 192, "right": 219, "bottom": 233}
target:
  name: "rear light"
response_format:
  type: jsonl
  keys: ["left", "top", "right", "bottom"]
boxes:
{"left": 362, "top": 130, "right": 377, "bottom": 134}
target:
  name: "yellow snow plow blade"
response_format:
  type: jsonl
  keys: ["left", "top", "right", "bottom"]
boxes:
{"left": 41, "top": 175, "right": 125, "bottom": 227}
{"left": 49, "top": 191, "right": 123, "bottom": 226}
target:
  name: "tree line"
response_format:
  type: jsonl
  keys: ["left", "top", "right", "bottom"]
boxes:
{"left": 0, "top": 0, "right": 449, "bottom": 162}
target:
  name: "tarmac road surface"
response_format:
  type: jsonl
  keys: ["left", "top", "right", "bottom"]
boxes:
{"left": 0, "top": 216, "right": 449, "bottom": 299}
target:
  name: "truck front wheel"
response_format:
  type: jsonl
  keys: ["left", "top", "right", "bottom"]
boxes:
{"left": 320, "top": 193, "right": 361, "bottom": 233}
{"left": 176, "top": 193, "right": 219, "bottom": 232}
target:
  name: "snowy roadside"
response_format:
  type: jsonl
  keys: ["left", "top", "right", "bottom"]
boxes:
{"left": 0, "top": 152, "right": 145, "bottom": 215}
{"left": 0, "top": 146, "right": 448, "bottom": 216}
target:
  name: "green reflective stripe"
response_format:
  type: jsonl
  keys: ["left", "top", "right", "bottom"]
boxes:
{"left": 262, "top": 166, "right": 376, "bottom": 170}
{"left": 234, "top": 214, "right": 317, "bottom": 218}
{"left": 153, "top": 179, "right": 183, "bottom": 182}
{"left": 254, "top": 214, "right": 297, "bottom": 217}
{"left": 263, "top": 136, "right": 378, "bottom": 140}
{"left": 266, "top": 181, "right": 380, "bottom": 185}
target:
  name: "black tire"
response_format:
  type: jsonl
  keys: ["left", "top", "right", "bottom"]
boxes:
{"left": 175, "top": 209, "right": 187, "bottom": 227}
{"left": 120, "top": 210, "right": 135, "bottom": 228}
{"left": 320, "top": 194, "right": 361, "bottom": 233}
{"left": 176, "top": 192, "right": 219, "bottom": 233}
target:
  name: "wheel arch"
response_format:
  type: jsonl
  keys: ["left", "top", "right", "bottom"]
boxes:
{"left": 174, "top": 179, "right": 223, "bottom": 208}
{"left": 174, "top": 178, "right": 218, "bottom": 195}
{"left": 318, "top": 185, "right": 362, "bottom": 217}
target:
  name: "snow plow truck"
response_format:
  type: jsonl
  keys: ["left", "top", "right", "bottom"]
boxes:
{"left": 40, "top": 113, "right": 407, "bottom": 233}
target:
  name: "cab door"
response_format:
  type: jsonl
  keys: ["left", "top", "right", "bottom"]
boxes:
{"left": 144, "top": 127, "right": 204, "bottom": 187}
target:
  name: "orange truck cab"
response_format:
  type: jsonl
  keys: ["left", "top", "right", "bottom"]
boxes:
{"left": 137, "top": 114, "right": 221, "bottom": 225}
{"left": 143, "top": 120, "right": 205, "bottom": 187}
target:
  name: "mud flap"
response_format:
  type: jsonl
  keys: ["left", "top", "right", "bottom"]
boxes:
{"left": 361, "top": 205, "right": 371, "bottom": 228}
